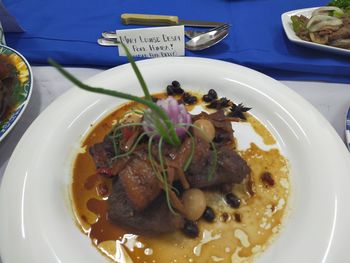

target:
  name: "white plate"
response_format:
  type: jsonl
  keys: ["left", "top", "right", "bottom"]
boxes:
{"left": 346, "top": 107, "right": 350, "bottom": 150}
{"left": 1, "top": 57, "right": 350, "bottom": 263}
{"left": 281, "top": 7, "right": 350, "bottom": 56}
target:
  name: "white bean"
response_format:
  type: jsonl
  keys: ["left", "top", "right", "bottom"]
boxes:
{"left": 182, "top": 188, "right": 207, "bottom": 220}
{"left": 193, "top": 119, "right": 215, "bottom": 142}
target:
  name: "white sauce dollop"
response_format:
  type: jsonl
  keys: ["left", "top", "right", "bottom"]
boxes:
{"left": 234, "top": 229, "right": 250, "bottom": 248}
{"left": 193, "top": 229, "right": 221, "bottom": 256}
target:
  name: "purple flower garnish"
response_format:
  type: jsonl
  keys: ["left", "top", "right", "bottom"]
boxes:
{"left": 143, "top": 96, "right": 191, "bottom": 138}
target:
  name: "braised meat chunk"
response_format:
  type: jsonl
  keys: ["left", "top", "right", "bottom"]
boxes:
{"left": 186, "top": 136, "right": 250, "bottom": 188}
{"left": 108, "top": 179, "right": 184, "bottom": 235}
{"left": 89, "top": 107, "right": 251, "bottom": 236}
{"left": 119, "top": 156, "right": 161, "bottom": 211}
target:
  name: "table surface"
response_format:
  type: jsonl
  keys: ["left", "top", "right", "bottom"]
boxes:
{"left": 0, "top": 65, "right": 349, "bottom": 184}
{"left": 0, "top": 65, "right": 349, "bottom": 263}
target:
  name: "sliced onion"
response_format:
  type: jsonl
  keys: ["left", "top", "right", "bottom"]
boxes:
{"left": 307, "top": 15, "right": 343, "bottom": 32}
{"left": 309, "top": 32, "right": 328, "bottom": 44}
{"left": 312, "top": 6, "right": 344, "bottom": 16}
{"left": 317, "top": 25, "right": 341, "bottom": 31}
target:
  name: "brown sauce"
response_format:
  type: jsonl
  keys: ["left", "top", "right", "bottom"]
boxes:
{"left": 71, "top": 93, "right": 290, "bottom": 262}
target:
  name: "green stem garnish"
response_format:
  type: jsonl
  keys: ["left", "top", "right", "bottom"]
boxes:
{"left": 110, "top": 122, "right": 144, "bottom": 156}
{"left": 112, "top": 132, "right": 148, "bottom": 160}
{"left": 111, "top": 122, "right": 122, "bottom": 156}
{"left": 181, "top": 129, "right": 195, "bottom": 172}
{"left": 120, "top": 42, "right": 152, "bottom": 102}
{"left": 148, "top": 134, "right": 165, "bottom": 184}
{"left": 158, "top": 137, "right": 178, "bottom": 215}
{"left": 48, "top": 43, "right": 195, "bottom": 215}
{"left": 185, "top": 123, "right": 218, "bottom": 181}
{"left": 48, "top": 58, "right": 181, "bottom": 146}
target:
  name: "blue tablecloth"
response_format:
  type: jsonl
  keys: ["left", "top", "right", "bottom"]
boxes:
{"left": 3, "top": 0, "right": 350, "bottom": 83}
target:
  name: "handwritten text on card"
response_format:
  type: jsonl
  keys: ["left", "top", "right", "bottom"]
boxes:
{"left": 116, "top": 25, "right": 185, "bottom": 58}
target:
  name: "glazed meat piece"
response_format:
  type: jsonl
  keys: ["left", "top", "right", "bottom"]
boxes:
{"left": 186, "top": 136, "right": 250, "bottom": 188}
{"left": 216, "top": 145, "right": 251, "bottom": 184}
{"left": 118, "top": 156, "right": 161, "bottom": 211}
{"left": 108, "top": 179, "right": 184, "bottom": 235}
{"left": 91, "top": 137, "right": 161, "bottom": 210}
{"left": 89, "top": 135, "right": 115, "bottom": 169}
{"left": 90, "top": 134, "right": 131, "bottom": 176}
{"left": 183, "top": 110, "right": 250, "bottom": 188}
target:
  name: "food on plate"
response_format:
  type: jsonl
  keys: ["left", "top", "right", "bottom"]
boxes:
{"left": 50, "top": 52, "right": 290, "bottom": 262}
{"left": 328, "top": 0, "right": 350, "bottom": 9}
{"left": 0, "top": 57, "right": 17, "bottom": 121}
{"left": 0, "top": 51, "right": 29, "bottom": 123}
{"left": 291, "top": 3, "right": 350, "bottom": 49}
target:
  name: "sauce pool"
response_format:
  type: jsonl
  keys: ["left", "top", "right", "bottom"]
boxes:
{"left": 71, "top": 93, "right": 290, "bottom": 262}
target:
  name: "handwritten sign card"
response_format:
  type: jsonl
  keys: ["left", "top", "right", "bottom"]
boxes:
{"left": 115, "top": 25, "right": 185, "bottom": 58}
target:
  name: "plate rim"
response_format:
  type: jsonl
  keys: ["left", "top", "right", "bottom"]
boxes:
{"left": 346, "top": 107, "right": 350, "bottom": 150}
{"left": 281, "top": 7, "right": 350, "bottom": 55}
{"left": 1, "top": 57, "right": 350, "bottom": 262}
{"left": 0, "top": 44, "right": 33, "bottom": 142}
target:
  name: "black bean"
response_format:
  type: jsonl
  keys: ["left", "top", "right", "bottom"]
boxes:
{"left": 183, "top": 93, "right": 197, "bottom": 105}
{"left": 225, "top": 193, "right": 241, "bottom": 208}
{"left": 166, "top": 85, "right": 175, "bottom": 95}
{"left": 203, "top": 94, "right": 214, "bottom": 102}
{"left": 208, "top": 89, "right": 218, "bottom": 99}
{"left": 188, "top": 96, "right": 197, "bottom": 104}
{"left": 172, "top": 80, "right": 181, "bottom": 88}
{"left": 202, "top": 207, "right": 215, "bottom": 222}
{"left": 182, "top": 220, "right": 199, "bottom": 238}
{"left": 173, "top": 86, "right": 184, "bottom": 95}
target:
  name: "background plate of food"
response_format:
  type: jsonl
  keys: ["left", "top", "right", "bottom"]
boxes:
{"left": 281, "top": 5, "right": 350, "bottom": 55}
{"left": 0, "top": 57, "right": 350, "bottom": 263}
{"left": 0, "top": 44, "right": 32, "bottom": 142}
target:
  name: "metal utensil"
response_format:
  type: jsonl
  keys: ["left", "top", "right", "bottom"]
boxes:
{"left": 99, "top": 25, "right": 230, "bottom": 51}
{"left": 121, "top": 13, "right": 225, "bottom": 28}
{"left": 185, "top": 23, "right": 230, "bottom": 39}
{"left": 185, "top": 25, "right": 230, "bottom": 51}
{"left": 97, "top": 38, "right": 120, "bottom": 46}
{"left": 101, "top": 25, "right": 226, "bottom": 40}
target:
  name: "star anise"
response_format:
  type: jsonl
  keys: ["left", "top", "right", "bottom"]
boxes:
{"left": 227, "top": 103, "right": 251, "bottom": 120}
